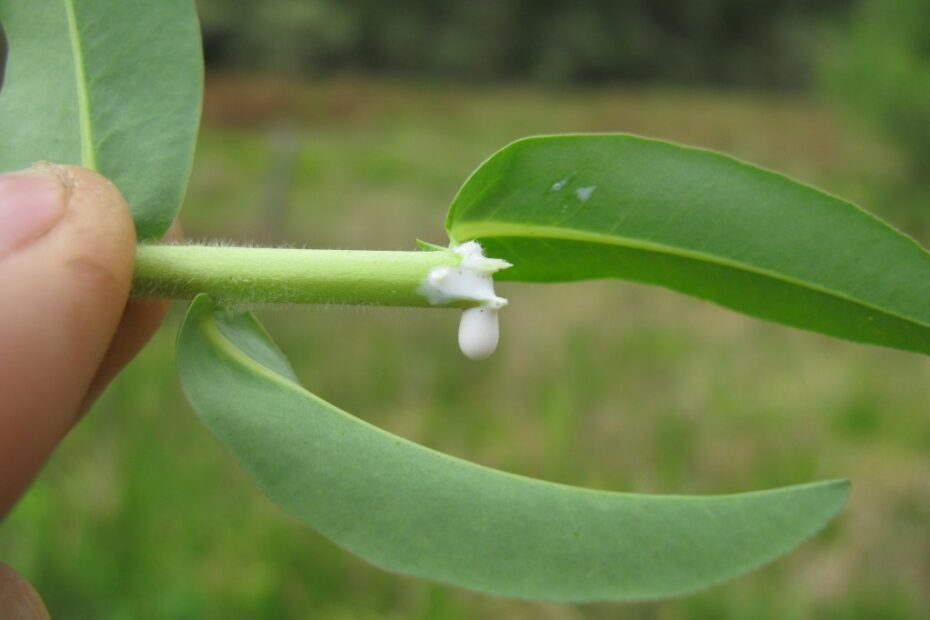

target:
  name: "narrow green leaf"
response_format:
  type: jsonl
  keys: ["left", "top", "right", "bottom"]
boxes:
{"left": 178, "top": 294, "right": 849, "bottom": 602}
{"left": 446, "top": 135, "right": 930, "bottom": 355}
{"left": 0, "top": 0, "right": 202, "bottom": 239}
{"left": 416, "top": 239, "right": 450, "bottom": 252}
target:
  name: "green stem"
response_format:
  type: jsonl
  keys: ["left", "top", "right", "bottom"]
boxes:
{"left": 132, "top": 244, "right": 466, "bottom": 307}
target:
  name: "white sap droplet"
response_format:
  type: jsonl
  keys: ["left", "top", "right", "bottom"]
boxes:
{"left": 458, "top": 307, "right": 499, "bottom": 360}
{"left": 419, "top": 242, "right": 510, "bottom": 309}
{"left": 550, "top": 177, "right": 571, "bottom": 192}
{"left": 575, "top": 185, "right": 596, "bottom": 202}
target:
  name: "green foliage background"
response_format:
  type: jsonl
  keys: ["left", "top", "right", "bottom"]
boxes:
{"left": 819, "top": 0, "right": 930, "bottom": 237}
{"left": 822, "top": 0, "right": 930, "bottom": 176}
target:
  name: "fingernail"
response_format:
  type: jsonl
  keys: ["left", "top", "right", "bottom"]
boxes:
{"left": 0, "top": 167, "right": 67, "bottom": 256}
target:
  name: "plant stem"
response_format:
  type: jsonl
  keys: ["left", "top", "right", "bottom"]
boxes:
{"left": 132, "top": 244, "right": 468, "bottom": 307}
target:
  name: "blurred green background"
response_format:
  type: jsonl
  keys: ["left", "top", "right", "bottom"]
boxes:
{"left": 2, "top": 0, "right": 930, "bottom": 618}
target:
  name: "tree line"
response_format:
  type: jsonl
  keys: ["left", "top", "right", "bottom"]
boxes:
{"left": 196, "top": 0, "right": 854, "bottom": 88}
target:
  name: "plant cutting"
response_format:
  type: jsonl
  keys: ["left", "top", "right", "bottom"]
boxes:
{"left": 3, "top": 0, "right": 929, "bottom": 604}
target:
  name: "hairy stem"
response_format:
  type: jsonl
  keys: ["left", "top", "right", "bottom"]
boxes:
{"left": 132, "top": 244, "right": 469, "bottom": 307}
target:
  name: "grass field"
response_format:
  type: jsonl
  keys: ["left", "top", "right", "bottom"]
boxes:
{"left": 2, "top": 77, "right": 929, "bottom": 619}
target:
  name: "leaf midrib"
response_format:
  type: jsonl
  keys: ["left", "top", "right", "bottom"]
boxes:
{"left": 450, "top": 220, "right": 930, "bottom": 331}
{"left": 63, "top": 0, "right": 95, "bottom": 169}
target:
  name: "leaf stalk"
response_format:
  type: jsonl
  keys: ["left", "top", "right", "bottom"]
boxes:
{"left": 132, "top": 243, "right": 472, "bottom": 307}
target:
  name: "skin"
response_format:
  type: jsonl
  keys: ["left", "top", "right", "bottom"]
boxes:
{"left": 0, "top": 164, "right": 174, "bottom": 617}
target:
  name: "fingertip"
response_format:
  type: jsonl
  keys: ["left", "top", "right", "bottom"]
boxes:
{"left": 79, "top": 217, "right": 183, "bottom": 417}
{"left": 0, "top": 562, "right": 50, "bottom": 620}
{"left": 0, "top": 164, "right": 136, "bottom": 513}
{"left": 78, "top": 296, "right": 171, "bottom": 418}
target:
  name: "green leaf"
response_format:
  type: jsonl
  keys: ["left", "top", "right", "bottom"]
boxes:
{"left": 416, "top": 239, "right": 450, "bottom": 252}
{"left": 178, "top": 294, "right": 849, "bottom": 602}
{"left": 0, "top": 0, "right": 202, "bottom": 239}
{"left": 446, "top": 135, "right": 930, "bottom": 356}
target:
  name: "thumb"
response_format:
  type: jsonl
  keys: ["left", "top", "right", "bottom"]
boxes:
{"left": 0, "top": 164, "right": 136, "bottom": 515}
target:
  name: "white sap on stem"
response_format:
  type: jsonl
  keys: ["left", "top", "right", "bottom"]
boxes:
{"left": 418, "top": 241, "right": 511, "bottom": 360}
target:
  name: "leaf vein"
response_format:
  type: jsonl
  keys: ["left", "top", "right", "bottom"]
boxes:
{"left": 451, "top": 221, "right": 930, "bottom": 331}
{"left": 63, "top": 0, "right": 96, "bottom": 169}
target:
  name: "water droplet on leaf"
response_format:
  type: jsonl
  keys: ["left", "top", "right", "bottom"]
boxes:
{"left": 575, "top": 185, "right": 596, "bottom": 202}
